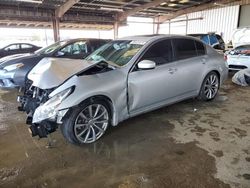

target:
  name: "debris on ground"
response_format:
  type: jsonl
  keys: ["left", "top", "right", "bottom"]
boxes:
{"left": 0, "top": 167, "right": 21, "bottom": 183}
{"left": 232, "top": 69, "right": 250, "bottom": 86}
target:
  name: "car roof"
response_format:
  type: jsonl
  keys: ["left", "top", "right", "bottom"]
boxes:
{"left": 60, "top": 38, "right": 109, "bottom": 43}
{"left": 118, "top": 34, "right": 200, "bottom": 43}
{"left": 1, "top": 43, "right": 38, "bottom": 49}
{"left": 4, "top": 42, "right": 36, "bottom": 46}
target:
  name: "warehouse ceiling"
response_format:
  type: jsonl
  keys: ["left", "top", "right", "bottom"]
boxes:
{"left": 0, "top": 0, "right": 247, "bottom": 29}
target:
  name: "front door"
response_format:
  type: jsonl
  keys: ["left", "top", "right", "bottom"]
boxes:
{"left": 128, "top": 39, "right": 178, "bottom": 115}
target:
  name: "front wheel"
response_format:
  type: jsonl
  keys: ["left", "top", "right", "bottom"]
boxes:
{"left": 60, "top": 100, "right": 110, "bottom": 144}
{"left": 199, "top": 72, "right": 219, "bottom": 101}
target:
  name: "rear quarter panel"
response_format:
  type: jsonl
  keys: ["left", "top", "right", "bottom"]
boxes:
{"left": 202, "top": 45, "right": 228, "bottom": 87}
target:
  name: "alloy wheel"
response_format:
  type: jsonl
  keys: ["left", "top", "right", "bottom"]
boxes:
{"left": 74, "top": 104, "right": 109, "bottom": 143}
{"left": 204, "top": 74, "right": 219, "bottom": 100}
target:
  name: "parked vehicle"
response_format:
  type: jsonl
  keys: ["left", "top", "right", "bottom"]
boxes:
{"left": 0, "top": 38, "right": 109, "bottom": 89}
{"left": 231, "top": 27, "right": 250, "bottom": 48}
{"left": 21, "top": 35, "right": 228, "bottom": 144}
{"left": 189, "top": 33, "right": 225, "bottom": 51}
{"left": 0, "top": 43, "right": 41, "bottom": 58}
{"left": 226, "top": 44, "right": 250, "bottom": 70}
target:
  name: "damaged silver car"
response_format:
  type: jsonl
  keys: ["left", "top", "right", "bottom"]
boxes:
{"left": 20, "top": 35, "right": 228, "bottom": 144}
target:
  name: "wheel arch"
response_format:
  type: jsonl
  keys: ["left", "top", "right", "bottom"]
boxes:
{"left": 77, "top": 95, "right": 116, "bottom": 126}
{"left": 200, "top": 69, "right": 221, "bottom": 89}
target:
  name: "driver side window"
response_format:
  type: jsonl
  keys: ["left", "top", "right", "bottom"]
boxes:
{"left": 140, "top": 39, "right": 173, "bottom": 66}
{"left": 60, "top": 41, "right": 87, "bottom": 56}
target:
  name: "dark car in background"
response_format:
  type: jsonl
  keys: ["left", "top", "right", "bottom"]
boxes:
{"left": 0, "top": 38, "right": 109, "bottom": 89}
{"left": 189, "top": 33, "right": 225, "bottom": 51}
{"left": 0, "top": 43, "right": 41, "bottom": 58}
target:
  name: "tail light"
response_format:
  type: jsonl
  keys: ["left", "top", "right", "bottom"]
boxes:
{"left": 224, "top": 54, "right": 228, "bottom": 68}
{"left": 224, "top": 54, "right": 227, "bottom": 61}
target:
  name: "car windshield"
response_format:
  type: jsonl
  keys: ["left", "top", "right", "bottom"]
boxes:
{"left": 86, "top": 40, "right": 143, "bottom": 66}
{"left": 230, "top": 45, "right": 250, "bottom": 56}
{"left": 35, "top": 41, "right": 67, "bottom": 55}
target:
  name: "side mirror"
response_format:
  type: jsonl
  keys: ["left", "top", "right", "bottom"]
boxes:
{"left": 137, "top": 60, "right": 156, "bottom": 70}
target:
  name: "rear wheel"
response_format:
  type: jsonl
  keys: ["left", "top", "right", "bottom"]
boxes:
{"left": 60, "top": 100, "right": 110, "bottom": 144}
{"left": 199, "top": 71, "right": 219, "bottom": 101}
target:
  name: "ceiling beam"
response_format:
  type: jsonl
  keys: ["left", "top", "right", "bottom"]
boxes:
{"left": 118, "top": 0, "right": 172, "bottom": 21}
{"left": 157, "top": 0, "right": 241, "bottom": 23}
{"left": 55, "top": 0, "right": 80, "bottom": 18}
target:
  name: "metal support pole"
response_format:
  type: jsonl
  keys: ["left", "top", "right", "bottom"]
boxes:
{"left": 154, "top": 17, "right": 160, "bottom": 34}
{"left": 185, "top": 14, "right": 188, "bottom": 35}
{"left": 153, "top": 17, "right": 160, "bottom": 34}
{"left": 169, "top": 20, "right": 171, "bottom": 34}
{"left": 156, "top": 22, "right": 160, "bottom": 34}
{"left": 114, "top": 21, "right": 119, "bottom": 39}
{"left": 52, "top": 17, "right": 60, "bottom": 42}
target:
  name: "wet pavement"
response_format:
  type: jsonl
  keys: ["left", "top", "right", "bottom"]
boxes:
{"left": 0, "top": 74, "right": 249, "bottom": 188}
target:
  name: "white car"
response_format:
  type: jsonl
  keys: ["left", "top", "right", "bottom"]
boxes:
{"left": 226, "top": 44, "right": 250, "bottom": 70}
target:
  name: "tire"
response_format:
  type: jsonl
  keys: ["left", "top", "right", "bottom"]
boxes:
{"left": 60, "top": 99, "right": 111, "bottom": 145}
{"left": 198, "top": 71, "right": 219, "bottom": 101}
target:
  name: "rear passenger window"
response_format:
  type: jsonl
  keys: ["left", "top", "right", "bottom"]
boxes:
{"left": 195, "top": 41, "right": 206, "bottom": 56}
{"left": 173, "top": 39, "right": 197, "bottom": 60}
{"left": 141, "top": 39, "right": 173, "bottom": 66}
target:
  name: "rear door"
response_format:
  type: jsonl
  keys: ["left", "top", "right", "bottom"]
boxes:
{"left": 172, "top": 38, "right": 206, "bottom": 94}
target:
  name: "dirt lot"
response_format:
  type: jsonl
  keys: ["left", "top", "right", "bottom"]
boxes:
{"left": 0, "top": 74, "right": 249, "bottom": 188}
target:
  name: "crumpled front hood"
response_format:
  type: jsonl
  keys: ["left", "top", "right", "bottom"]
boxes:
{"left": 0, "top": 53, "right": 38, "bottom": 68}
{"left": 28, "top": 57, "right": 97, "bottom": 90}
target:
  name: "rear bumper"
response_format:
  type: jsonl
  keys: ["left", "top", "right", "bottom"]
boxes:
{"left": 220, "top": 66, "right": 228, "bottom": 85}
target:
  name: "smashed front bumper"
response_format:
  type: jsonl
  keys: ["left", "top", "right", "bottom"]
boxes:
{"left": 0, "top": 69, "right": 18, "bottom": 89}
{"left": 26, "top": 108, "right": 69, "bottom": 138}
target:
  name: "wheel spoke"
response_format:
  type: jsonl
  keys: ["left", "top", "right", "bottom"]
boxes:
{"left": 84, "top": 129, "right": 91, "bottom": 142}
{"left": 94, "top": 104, "right": 101, "bottom": 118}
{"left": 75, "top": 123, "right": 88, "bottom": 129}
{"left": 209, "top": 89, "right": 213, "bottom": 98}
{"left": 210, "top": 76, "right": 214, "bottom": 84}
{"left": 93, "top": 110, "right": 106, "bottom": 121}
{"left": 204, "top": 88, "right": 209, "bottom": 94}
{"left": 88, "top": 105, "right": 93, "bottom": 118}
{"left": 211, "top": 88, "right": 215, "bottom": 96}
{"left": 79, "top": 112, "right": 87, "bottom": 120}
{"left": 211, "top": 75, "right": 215, "bottom": 84}
{"left": 78, "top": 126, "right": 89, "bottom": 137}
{"left": 93, "top": 123, "right": 105, "bottom": 133}
{"left": 94, "top": 119, "right": 108, "bottom": 124}
{"left": 91, "top": 126, "right": 96, "bottom": 141}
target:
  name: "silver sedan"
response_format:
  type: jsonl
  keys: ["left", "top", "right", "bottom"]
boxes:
{"left": 31, "top": 35, "right": 228, "bottom": 144}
